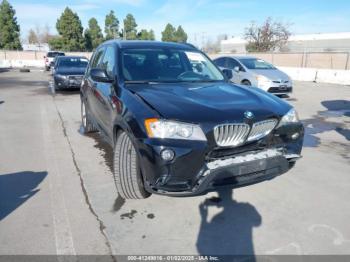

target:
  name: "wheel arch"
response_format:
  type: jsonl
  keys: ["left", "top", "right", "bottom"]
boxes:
{"left": 241, "top": 79, "right": 251, "bottom": 84}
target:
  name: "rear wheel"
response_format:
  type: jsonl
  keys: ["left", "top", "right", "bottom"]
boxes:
{"left": 81, "top": 99, "right": 98, "bottom": 134}
{"left": 113, "top": 132, "right": 151, "bottom": 199}
{"left": 242, "top": 80, "right": 251, "bottom": 86}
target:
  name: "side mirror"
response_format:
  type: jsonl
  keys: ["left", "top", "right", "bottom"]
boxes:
{"left": 233, "top": 66, "right": 240, "bottom": 73}
{"left": 90, "top": 68, "right": 113, "bottom": 83}
{"left": 222, "top": 69, "right": 233, "bottom": 79}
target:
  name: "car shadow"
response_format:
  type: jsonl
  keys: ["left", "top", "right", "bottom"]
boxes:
{"left": 54, "top": 89, "right": 81, "bottom": 96}
{"left": 0, "top": 100, "right": 4, "bottom": 105}
{"left": 196, "top": 188, "right": 261, "bottom": 257}
{"left": 302, "top": 100, "right": 350, "bottom": 147}
{"left": 0, "top": 68, "right": 10, "bottom": 73}
{"left": 0, "top": 171, "right": 47, "bottom": 221}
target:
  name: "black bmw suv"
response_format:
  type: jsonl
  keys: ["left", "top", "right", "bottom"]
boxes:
{"left": 80, "top": 40, "right": 304, "bottom": 199}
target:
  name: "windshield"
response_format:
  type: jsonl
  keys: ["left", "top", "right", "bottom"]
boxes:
{"left": 58, "top": 58, "right": 88, "bottom": 68}
{"left": 121, "top": 48, "right": 224, "bottom": 83}
{"left": 238, "top": 58, "right": 276, "bottom": 70}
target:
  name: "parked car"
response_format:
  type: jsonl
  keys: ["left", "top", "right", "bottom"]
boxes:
{"left": 80, "top": 40, "right": 304, "bottom": 199}
{"left": 53, "top": 56, "right": 88, "bottom": 90}
{"left": 44, "top": 51, "right": 65, "bottom": 71}
{"left": 213, "top": 56, "right": 293, "bottom": 95}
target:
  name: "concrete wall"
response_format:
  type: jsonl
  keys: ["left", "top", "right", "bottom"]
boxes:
{"left": 278, "top": 66, "right": 350, "bottom": 85}
{"left": 0, "top": 50, "right": 93, "bottom": 69}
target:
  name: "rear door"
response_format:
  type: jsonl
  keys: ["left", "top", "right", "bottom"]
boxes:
{"left": 86, "top": 47, "right": 105, "bottom": 126}
{"left": 94, "top": 45, "right": 117, "bottom": 138}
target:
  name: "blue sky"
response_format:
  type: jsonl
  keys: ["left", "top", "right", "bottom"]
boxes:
{"left": 11, "top": 0, "right": 350, "bottom": 45}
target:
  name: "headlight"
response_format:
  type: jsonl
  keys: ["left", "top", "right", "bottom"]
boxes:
{"left": 144, "top": 118, "right": 207, "bottom": 141}
{"left": 255, "top": 74, "right": 270, "bottom": 83}
{"left": 277, "top": 108, "right": 299, "bottom": 127}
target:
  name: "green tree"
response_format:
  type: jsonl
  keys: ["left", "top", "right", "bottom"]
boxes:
{"left": 28, "top": 29, "right": 38, "bottom": 44}
{"left": 123, "top": 14, "right": 137, "bottom": 40}
{"left": 0, "top": 0, "right": 22, "bottom": 49}
{"left": 105, "top": 10, "right": 119, "bottom": 40}
{"left": 86, "top": 18, "right": 103, "bottom": 49}
{"left": 137, "top": 29, "right": 155, "bottom": 40}
{"left": 56, "top": 7, "right": 84, "bottom": 51}
{"left": 175, "top": 26, "right": 187, "bottom": 43}
{"left": 83, "top": 30, "right": 93, "bottom": 51}
{"left": 148, "top": 29, "right": 155, "bottom": 40}
{"left": 161, "top": 23, "right": 176, "bottom": 42}
{"left": 48, "top": 36, "right": 64, "bottom": 50}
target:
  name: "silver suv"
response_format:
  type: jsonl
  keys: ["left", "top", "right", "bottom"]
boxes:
{"left": 213, "top": 56, "right": 292, "bottom": 95}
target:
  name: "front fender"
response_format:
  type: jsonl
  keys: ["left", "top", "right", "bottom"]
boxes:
{"left": 112, "top": 87, "right": 160, "bottom": 145}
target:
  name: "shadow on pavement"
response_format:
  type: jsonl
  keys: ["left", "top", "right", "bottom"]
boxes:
{"left": 0, "top": 68, "right": 10, "bottom": 73}
{"left": 55, "top": 88, "right": 80, "bottom": 96}
{"left": 0, "top": 171, "right": 47, "bottom": 221}
{"left": 302, "top": 100, "right": 350, "bottom": 147}
{"left": 196, "top": 189, "right": 261, "bottom": 256}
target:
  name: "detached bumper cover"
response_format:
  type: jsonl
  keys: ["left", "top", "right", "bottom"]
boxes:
{"left": 169, "top": 149, "right": 297, "bottom": 196}
{"left": 142, "top": 147, "right": 301, "bottom": 196}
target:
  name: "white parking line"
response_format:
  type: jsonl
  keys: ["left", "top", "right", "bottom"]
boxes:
{"left": 40, "top": 101, "right": 76, "bottom": 255}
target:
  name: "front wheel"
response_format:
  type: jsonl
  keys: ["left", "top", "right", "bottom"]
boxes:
{"left": 241, "top": 80, "right": 252, "bottom": 86}
{"left": 113, "top": 132, "right": 151, "bottom": 199}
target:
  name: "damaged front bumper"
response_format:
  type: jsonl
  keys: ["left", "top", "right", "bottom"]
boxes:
{"left": 139, "top": 122, "right": 304, "bottom": 196}
{"left": 143, "top": 147, "right": 301, "bottom": 197}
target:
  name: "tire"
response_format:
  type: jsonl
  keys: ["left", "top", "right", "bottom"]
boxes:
{"left": 113, "top": 132, "right": 151, "bottom": 199}
{"left": 242, "top": 80, "right": 251, "bottom": 86}
{"left": 81, "top": 99, "right": 98, "bottom": 134}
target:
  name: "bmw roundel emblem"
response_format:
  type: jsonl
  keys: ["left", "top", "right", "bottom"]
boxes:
{"left": 244, "top": 111, "right": 254, "bottom": 119}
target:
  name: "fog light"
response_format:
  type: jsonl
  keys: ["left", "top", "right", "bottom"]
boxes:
{"left": 291, "top": 132, "right": 299, "bottom": 139}
{"left": 161, "top": 149, "right": 175, "bottom": 161}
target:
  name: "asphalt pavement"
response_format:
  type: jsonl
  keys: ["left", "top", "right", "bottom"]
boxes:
{"left": 0, "top": 69, "right": 349, "bottom": 256}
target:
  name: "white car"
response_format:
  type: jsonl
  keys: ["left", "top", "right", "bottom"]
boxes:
{"left": 44, "top": 51, "right": 65, "bottom": 71}
{"left": 213, "top": 56, "right": 292, "bottom": 95}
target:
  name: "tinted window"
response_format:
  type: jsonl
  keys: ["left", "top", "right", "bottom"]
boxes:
{"left": 121, "top": 48, "right": 224, "bottom": 82}
{"left": 91, "top": 48, "right": 105, "bottom": 68}
{"left": 214, "top": 57, "right": 226, "bottom": 67}
{"left": 226, "top": 58, "right": 241, "bottom": 69}
{"left": 47, "top": 52, "right": 65, "bottom": 58}
{"left": 239, "top": 58, "right": 276, "bottom": 70}
{"left": 100, "top": 46, "right": 116, "bottom": 78}
{"left": 58, "top": 57, "right": 88, "bottom": 68}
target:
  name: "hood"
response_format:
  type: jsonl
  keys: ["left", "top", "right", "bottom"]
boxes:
{"left": 56, "top": 67, "right": 86, "bottom": 76}
{"left": 127, "top": 82, "right": 291, "bottom": 124}
{"left": 250, "top": 69, "right": 290, "bottom": 81}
